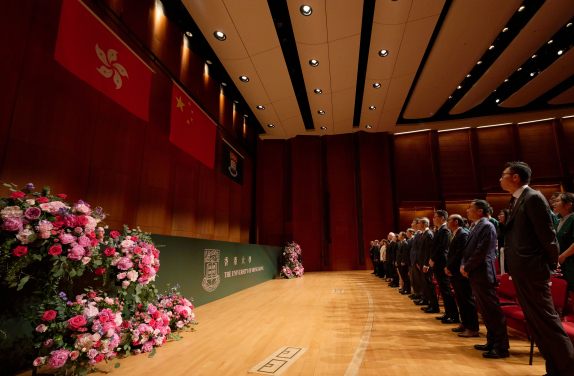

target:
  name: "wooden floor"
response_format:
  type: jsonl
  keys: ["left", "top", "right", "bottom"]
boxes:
{"left": 31, "top": 271, "right": 548, "bottom": 375}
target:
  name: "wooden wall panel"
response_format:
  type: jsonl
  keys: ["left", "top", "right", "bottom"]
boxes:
{"left": 326, "top": 134, "right": 358, "bottom": 271}
{"left": 398, "top": 207, "right": 435, "bottom": 233}
{"left": 518, "top": 121, "right": 562, "bottom": 180}
{"left": 438, "top": 130, "right": 476, "bottom": 196}
{"left": 445, "top": 201, "right": 472, "bottom": 219}
{"left": 486, "top": 193, "right": 513, "bottom": 219}
{"left": 560, "top": 118, "right": 574, "bottom": 176}
{"left": 290, "top": 136, "right": 323, "bottom": 271}
{"left": 393, "top": 132, "right": 437, "bottom": 202}
{"left": 240, "top": 156, "right": 254, "bottom": 243}
{"left": 476, "top": 125, "right": 515, "bottom": 191}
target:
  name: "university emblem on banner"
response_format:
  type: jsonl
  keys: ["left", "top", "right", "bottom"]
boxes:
{"left": 202, "top": 249, "right": 220, "bottom": 292}
{"left": 228, "top": 151, "right": 238, "bottom": 177}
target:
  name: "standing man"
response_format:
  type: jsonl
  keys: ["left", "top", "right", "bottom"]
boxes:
{"left": 501, "top": 161, "right": 574, "bottom": 375}
{"left": 402, "top": 228, "right": 415, "bottom": 295}
{"left": 446, "top": 214, "right": 479, "bottom": 337}
{"left": 373, "top": 240, "right": 381, "bottom": 278}
{"left": 398, "top": 232, "right": 412, "bottom": 295}
{"left": 370, "top": 241, "right": 376, "bottom": 274}
{"left": 409, "top": 219, "right": 423, "bottom": 300}
{"left": 461, "top": 200, "right": 509, "bottom": 359}
{"left": 430, "top": 210, "right": 458, "bottom": 323}
{"left": 386, "top": 233, "right": 398, "bottom": 286}
{"left": 419, "top": 217, "right": 439, "bottom": 313}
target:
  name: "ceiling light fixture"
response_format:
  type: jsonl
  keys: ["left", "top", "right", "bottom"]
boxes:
{"left": 394, "top": 129, "right": 431, "bottom": 135}
{"left": 502, "top": 27, "right": 509, "bottom": 32}
{"left": 300, "top": 5, "right": 312, "bottom": 16}
{"left": 504, "top": 79, "right": 509, "bottom": 82}
{"left": 548, "top": 40, "right": 553, "bottom": 44}
{"left": 477, "top": 61, "right": 482, "bottom": 65}
{"left": 314, "top": 89, "right": 322, "bottom": 94}
{"left": 517, "top": 67, "right": 522, "bottom": 71}
{"left": 233, "top": 100, "right": 239, "bottom": 104}
{"left": 532, "top": 54, "right": 537, "bottom": 58}
{"left": 318, "top": 110, "right": 325, "bottom": 115}
{"left": 206, "top": 60, "right": 212, "bottom": 65}
{"left": 369, "top": 106, "right": 376, "bottom": 110}
{"left": 221, "top": 82, "right": 227, "bottom": 86}
{"left": 562, "top": 115, "right": 574, "bottom": 119}
{"left": 214, "top": 31, "right": 226, "bottom": 41}
{"left": 256, "top": 106, "right": 265, "bottom": 110}
{"left": 567, "top": 23, "right": 572, "bottom": 27}
{"left": 467, "top": 74, "right": 471, "bottom": 78}
{"left": 518, "top": 5, "right": 525, "bottom": 12}
{"left": 495, "top": 99, "right": 500, "bottom": 103}
{"left": 477, "top": 122, "right": 512, "bottom": 128}
{"left": 366, "top": 125, "right": 372, "bottom": 129}
{"left": 518, "top": 118, "right": 554, "bottom": 125}
{"left": 373, "top": 83, "right": 381, "bottom": 89}
{"left": 448, "top": 96, "right": 453, "bottom": 99}
{"left": 457, "top": 85, "right": 462, "bottom": 89}
{"left": 267, "top": 124, "right": 275, "bottom": 128}
{"left": 558, "top": 50, "right": 564, "bottom": 55}
{"left": 489, "top": 45, "right": 495, "bottom": 50}
{"left": 309, "top": 59, "right": 319, "bottom": 67}
{"left": 239, "top": 76, "right": 249, "bottom": 82}
{"left": 437, "top": 127, "right": 470, "bottom": 133}
{"left": 185, "top": 31, "right": 192, "bottom": 37}
{"left": 243, "top": 114, "right": 248, "bottom": 118}
{"left": 530, "top": 72, "right": 535, "bottom": 76}
{"left": 379, "top": 49, "right": 389, "bottom": 57}
{"left": 320, "top": 126, "right": 327, "bottom": 130}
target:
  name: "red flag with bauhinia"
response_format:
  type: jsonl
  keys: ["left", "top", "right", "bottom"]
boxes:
{"left": 55, "top": 0, "right": 153, "bottom": 121}
{"left": 170, "top": 82, "right": 216, "bottom": 168}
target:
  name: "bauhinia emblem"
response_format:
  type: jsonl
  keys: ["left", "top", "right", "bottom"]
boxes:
{"left": 228, "top": 151, "right": 238, "bottom": 177}
{"left": 202, "top": 249, "right": 221, "bottom": 292}
{"left": 96, "top": 44, "right": 128, "bottom": 89}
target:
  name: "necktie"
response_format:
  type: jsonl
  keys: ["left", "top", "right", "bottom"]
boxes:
{"left": 509, "top": 196, "right": 517, "bottom": 216}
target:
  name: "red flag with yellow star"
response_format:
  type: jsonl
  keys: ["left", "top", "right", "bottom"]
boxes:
{"left": 170, "top": 82, "right": 216, "bottom": 168}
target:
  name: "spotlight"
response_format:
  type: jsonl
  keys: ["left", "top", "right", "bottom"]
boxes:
{"left": 532, "top": 54, "right": 537, "bottom": 58}
{"left": 495, "top": 99, "right": 500, "bottom": 103}
{"left": 314, "top": 89, "right": 322, "bottom": 94}
{"left": 309, "top": 59, "right": 319, "bottom": 67}
{"left": 378, "top": 49, "right": 389, "bottom": 57}
{"left": 244, "top": 114, "right": 248, "bottom": 118}
{"left": 300, "top": 5, "right": 312, "bottom": 16}
{"left": 530, "top": 72, "right": 535, "bottom": 76}
{"left": 477, "top": 61, "right": 482, "bottom": 65}
{"left": 186, "top": 31, "right": 193, "bottom": 37}
{"left": 257, "top": 106, "right": 265, "bottom": 110}
{"left": 369, "top": 106, "right": 376, "bottom": 110}
{"left": 502, "top": 27, "right": 509, "bottom": 32}
{"left": 318, "top": 110, "right": 325, "bottom": 115}
{"left": 449, "top": 96, "right": 453, "bottom": 99}
{"left": 206, "top": 60, "right": 212, "bottom": 65}
{"left": 467, "top": 74, "right": 471, "bottom": 78}
{"left": 222, "top": 82, "right": 228, "bottom": 87}
{"left": 373, "top": 83, "right": 381, "bottom": 89}
{"left": 234, "top": 100, "right": 239, "bottom": 104}
{"left": 267, "top": 124, "right": 275, "bottom": 128}
{"left": 504, "top": 79, "right": 509, "bottom": 82}
{"left": 320, "top": 126, "right": 327, "bottom": 130}
{"left": 214, "top": 31, "right": 226, "bottom": 41}
{"left": 558, "top": 50, "right": 564, "bottom": 55}
{"left": 366, "top": 125, "right": 372, "bottom": 129}
{"left": 568, "top": 23, "right": 572, "bottom": 27}
{"left": 239, "top": 76, "right": 249, "bottom": 82}
{"left": 518, "top": 5, "right": 525, "bottom": 12}
{"left": 548, "top": 40, "right": 553, "bottom": 44}
{"left": 517, "top": 67, "right": 522, "bottom": 71}
{"left": 489, "top": 45, "right": 495, "bottom": 50}
{"left": 457, "top": 85, "right": 462, "bottom": 89}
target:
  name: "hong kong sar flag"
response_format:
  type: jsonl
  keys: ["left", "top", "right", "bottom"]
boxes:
{"left": 55, "top": 0, "right": 153, "bottom": 121}
{"left": 170, "top": 82, "right": 216, "bottom": 168}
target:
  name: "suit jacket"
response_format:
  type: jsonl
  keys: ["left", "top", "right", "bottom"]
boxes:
{"left": 410, "top": 231, "right": 422, "bottom": 265}
{"left": 430, "top": 223, "right": 451, "bottom": 268}
{"left": 503, "top": 186, "right": 559, "bottom": 279}
{"left": 418, "top": 229, "right": 434, "bottom": 266}
{"left": 446, "top": 227, "right": 469, "bottom": 276}
{"left": 369, "top": 246, "right": 375, "bottom": 260}
{"left": 373, "top": 245, "right": 380, "bottom": 261}
{"left": 387, "top": 241, "right": 396, "bottom": 263}
{"left": 461, "top": 217, "right": 497, "bottom": 284}
{"left": 402, "top": 238, "right": 411, "bottom": 265}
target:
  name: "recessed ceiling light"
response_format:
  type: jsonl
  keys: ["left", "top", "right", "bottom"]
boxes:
{"left": 309, "top": 59, "right": 319, "bottom": 67}
{"left": 267, "top": 124, "right": 275, "bottom": 128}
{"left": 489, "top": 45, "right": 495, "bottom": 50}
{"left": 214, "top": 31, "right": 226, "bottom": 41}
{"left": 477, "top": 61, "right": 482, "bottom": 65}
{"left": 548, "top": 40, "right": 553, "bottom": 44}
{"left": 517, "top": 67, "right": 522, "bottom": 71}
{"left": 314, "top": 89, "right": 322, "bottom": 94}
{"left": 369, "top": 106, "right": 376, "bottom": 110}
{"left": 373, "top": 83, "right": 381, "bottom": 89}
{"left": 366, "top": 125, "right": 372, "bottom": 129}
{"left": 256, "top": 106, "right": 265, "bottom": 110}
{"left": 532, "top": 54, "right": 537, "bottom": 58}
{"left": 495, "top": 99, "right": 500, "bottom": 103}
{"left": 518, "top": 5, "right": 525, "bottom": 12}
{"left": 318, "top": 110, "right": 325, "bottom": 115}
{"left": 378, "top": 49, "right": 389, "bottom": 57}
{"left": 530, "top": 72, "right": 535, "bottom": 76}
{"left": 206, "top": 60, "right": 212, "bottom": 65}
{"left": 568, "top": 23, "right": 573, "bottom": 28}
{"left": 558, "top": 50, "right": 564, "bottom": 55}
{"left": 457, "top": 85, "right": 462, "bottom": 89}
{"left": 467, "top": 74, "right": 471, "bottom": 78}
{"left": 186, "top": 31, "right": 193, "bottom": 37}
{"left": 502, "top": 27, "right": 509, "bottom": 32}
{"left": 449, "top": 96, "right": 453, "bottom": 99}
{"left": 504, "top": 79, "right": 509, "bottom": 82}
{"left": 493, "top": 89, "right": 497, "bottom": 92}
{"left": 320, "top": 126, "right": 327, "bottom": 130}
{"left": 300, "top": 5, "right": 312, "bottom": 16}
{"left": 239, "top": 76, "right": 249, "bottom": 82}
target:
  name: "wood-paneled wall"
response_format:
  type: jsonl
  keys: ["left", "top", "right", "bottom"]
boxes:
{"left": 0, "top": 0, "right": 256, "bottom": 242}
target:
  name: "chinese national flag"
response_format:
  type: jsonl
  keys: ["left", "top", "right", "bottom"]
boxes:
{"left": 170, "top": 82, "right": 216, "bottom": 168}
{"left": 55, "top": 0, "right": 153, "bottom": 121}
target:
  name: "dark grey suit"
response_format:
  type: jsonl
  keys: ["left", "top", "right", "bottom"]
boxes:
{"left": 431, "top": 224, "right": 458, "bottom": 319}
{"left": 504, "top": 186, "right": 574, "bottom": 376}
{"left": 420, "top": 229, "right": 438, "bottom": 309}
{"left": 462, "top": 217, "right": 509, "bottom": 350}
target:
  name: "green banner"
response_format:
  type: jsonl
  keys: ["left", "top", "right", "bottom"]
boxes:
{"left": 152, "top": 235, "right": 282, "bottom": 307}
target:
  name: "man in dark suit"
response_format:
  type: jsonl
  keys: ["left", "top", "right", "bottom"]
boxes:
{"left": 397, "top": 232, "right": 411, "bottom": 294}
{"left": 370, "top": 241, "right": 376, "bottom": 274}
{"left": 430, "top": 210, "right": 458, "bottom": 323}
{"left": 446, "top": 214, "right": 479, "bottom": 337}
{"left": 402, "top": 229, "right": 415, "bottom": 295}
{"left": 373, "top": 240, "right": 381, "bottom": 277}
{"left": 461, "top": 199, "right": 509, "bottom": 359}
{"left": 409, "top": 219, "right": 423, "bottom": 300}
{"left": 419, "top": 217, "right": 439, "bottom": 313}
{"left": 501, "top": 161, "right": 574, "bottom": 375}
{"left": 386, "top": 233, "right": 398, "bottom": 287}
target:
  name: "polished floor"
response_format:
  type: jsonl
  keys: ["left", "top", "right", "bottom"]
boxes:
{"left": 31, "top": 271, "right": 548, "bottom": 375}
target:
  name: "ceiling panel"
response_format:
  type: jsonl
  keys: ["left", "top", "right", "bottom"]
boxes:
{"left": 250, "top": 47, "right": 294, "bottom": 102}
{"left": 451, "top": 0, "right": 574, "bottom": 115}
{"left": 220, "top": 57, "right": 271, "bottom": 105}
{"left": 287, "top": 0, "right": 328, "bottom": 45}
{"left": 373, "top": 0, "right": 412, "bottom": 25}
{"left": 310, "top": 93, "right": 334, "bottom": 125}
{"left": 549, "top": 86, "right": 574, "bottom": 105}
{"left": 329, "top": 35, "right": 361, "bottom": 92}
{"left": 501, "top": 47, "right": 574, "bottom": 107}
{"left": 326, "top": 0, "right": 363, "bottom": 41}
{"left": 272, "top": 95, "right": 301, "bottom": 121}
{"left": 365, "top": 23, "right": 406, "bottom": 81}
{"left": 402, "top": 0, "right": 522, "bottom": 119}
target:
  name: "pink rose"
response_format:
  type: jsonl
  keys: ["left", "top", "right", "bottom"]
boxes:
{"left": 24, "top": 207, "right": 41, "bottom": 220}
{"left": 2, "top": 217, "right": 24, "bottom": 232}
{"left": 48, "top": 245, "right": 62, "bottom": 256}
{"left": 42, "top": 310, "right": 57, "bottom": 321}
{"left": 74, "top": 227, "right": 83, "bottom": 233}
{"left": 141, "top": 341, "right": 154, "bottom": 353}
{"left": 142, "top": 255, "right": 152, "bottom": 265}
{"left": 70, "top": 351, "right": 79, "bottom": 360}
{"left": 33, "top": 357, "right": 44, "bottom": 367}
{"left": 117, "top": 257, "right": 133, "bottom": 271}
{"left": 68, "top": 315, "right": 87, "bottom": 330}
{"left": 44, "top": 339, "right": 53, "bottom": 348}
{"left": 117, "top": 273, "right": 126, "bottom": 280}
{"left": 122, "top": 281, "right": 130, "bottom": 287}
{"left": 77, "top": 236, "right": 90, "bottom": 247}
{"left": 59, "top": 233, "right": 76, "bottom": 244}
{"left": 82, "top": 257, "right": 91, "bottom": 265}
{"left": 67, "top": 245, "right": 84, "bottom": 261}
{"left": 126, "top": 270, "right": 138, "bottom": 282}
{"left": 36, "top": 324, "right": 47, "bottom": 333}
{"left": 48, "top": 349, "right": 70, "bottom": 369}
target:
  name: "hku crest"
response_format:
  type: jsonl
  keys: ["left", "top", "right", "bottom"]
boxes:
{"left": 202, "top": 249, "right": 220, "bottom": 292}
{"left": 228, "top": 151, "right": 238, "bottom": 177}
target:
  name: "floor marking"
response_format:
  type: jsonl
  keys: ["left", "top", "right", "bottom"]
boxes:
{"left": 344, "top": 282, "right": 374, "bottom": 376}
{"left": 248, "top": 346, "right": 308, "bottom": 375}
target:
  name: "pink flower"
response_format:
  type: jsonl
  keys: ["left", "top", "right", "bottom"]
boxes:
{"left": 117, "top": 257, "right": 133, "bottom": 271}
{"left": 42, "top": 310, "right": 57, "bottom": 321}
{"left": 36, "top": 324, "right": 48, "bottom": 333}
{"left": 74, "top": 227, "right": 83, "bottom": 233}
{"left": 43, "top": 339, "right": 53, "bottom": 348}
{"left": 67, "top": 245, "right": 84, "bottom": 261}
{"left": 74, "top": 333, "right": 95, "bottom": 350}
{"left": 82, "top": 257, "right": 91, "bottom": 265}
{"left": 39, "top": 201, "right": 69, "bottom": 216}
{"left": 87, "top": 348, "right": 99, "bottom": 359}
{"left": 33, "top": 357, "right": 45, "bottom": 367}
{"left": 78, "top": 236, "right": 91, "bottom": 247}
{"left": 16, "top": 229, "right": 34, "bottom": 244}
{"left": 126, "top": 270, "right": 138, "bottom": 282}
{"left": 105, "top": 297, "right": 114, "bottom": 305}
{"left": 74, "top": 203, "right": 92, "bottom": 215}
{"left": 70, "top": 351, "right": 79, "bottom": 360}
{"left": 120, "top": 240, "right": 134, "bottom": 249}
{"left": 117, "top": 272, "right": 126, "bottom": 280}
{"left": 176, "top": 321, "right": 184, "bottom": 328}
{"left": 122, "top": 281, "right": 130, "bottom": 287}
{"left": 24, "top": 207, "right": 41, "bottom": 220}
{"left": 147, "top": 304, "right": 157, "bottom": 315}
{"left": 48, "top": 349, "right": 70, "bottom": 369}
{"left": 141, "top": 341, "right": 154, "bottom": 353}
{"left": 26, "top": 199, "right": 36, "bottom": 205}
{"left": 59, "top": 233, "right": 76, "bottom": 245}
{"left": 1, "top": 217, "right": 24, "bottom": 232}
{"left": 142, "top": 255, "right": 152, "bottom": 265}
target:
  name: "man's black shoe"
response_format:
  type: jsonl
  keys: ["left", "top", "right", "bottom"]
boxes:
{"left": 414, "top": 299, "right": 429, "bottom": 306}
{"left": 410, "top": 294, "right": 422, "bottom": 300}
{"left": 441, "top": 318, "right": 461, "bottom": 324}
{"left": 424, "top": 307, "right": 440, "bottom": 314}
{"left": 408, "top": 294, "right": 416, "bottom": 299}
{"left": 474, "top": 344, "right": 493, "bottom": 351}
{"left": 482, "top": 349, "right": 510, "bottom": 359}
{"left": 421, "top": 305, "right": 431, "bottom": 311}
{"left": 400, "top": 290, "right": 412, "bottom": 295}
{"left": 435, "top": 314, "right": 447, "bottom": 321}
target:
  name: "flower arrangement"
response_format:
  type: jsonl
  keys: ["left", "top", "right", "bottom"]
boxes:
{"left": 0, "top": 183, "right": 107, "bottom": 290}
{"left": 31, "top": 290, "right": 123, "bottom": 374}
{"left": 122, "top": 302, "right": 171, "bottom": 357}
{"left": 280, "top": 242, "right": 304, "bottom": 279}
{"left": 157, "top": 285, "right": 197, "bottom": 334}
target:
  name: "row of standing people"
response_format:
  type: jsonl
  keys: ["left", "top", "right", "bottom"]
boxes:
{"left": 369, "top": 161, "right": 574, "bottom": 376}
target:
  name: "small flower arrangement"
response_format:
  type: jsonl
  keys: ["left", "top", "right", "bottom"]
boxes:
{"left": 280, "top": 242, "right": 304, "bottom": 279}
{"left": 32, "top": 290, "right": 123, "bottom": 374}
{"left": 122, "top": 302, "right": 171, "bottom": 357}
{"left": 156, "top": 285, "right": 197, "bottom": 336}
